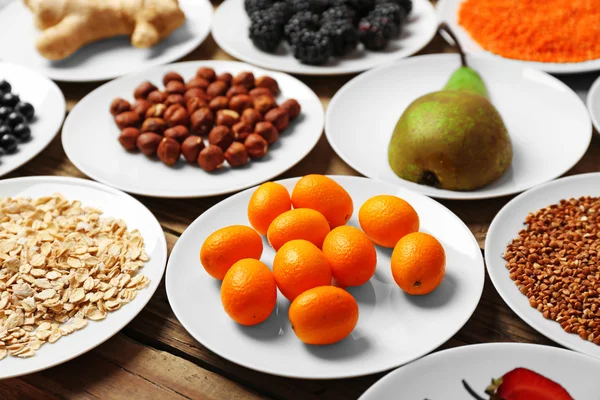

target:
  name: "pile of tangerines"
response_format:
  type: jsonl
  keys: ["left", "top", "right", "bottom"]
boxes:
{"left": 200, "top": 175, "right": 446, "bottom": 345}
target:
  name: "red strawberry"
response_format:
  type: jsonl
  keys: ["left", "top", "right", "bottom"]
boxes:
{"left": 486, "top": 368, "right": 573, "bottom": 400}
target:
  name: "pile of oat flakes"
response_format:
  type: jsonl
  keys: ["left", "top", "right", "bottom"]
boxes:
{"left": 0, "top": 194, "right": 150, "bottom": 360}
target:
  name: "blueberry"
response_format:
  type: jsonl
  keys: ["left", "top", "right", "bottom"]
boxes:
{"left": 1, "top": 93, "right": 19, "bottom": 108}
{"left": 0, "top": 125, "right": 12, "bottom": 139}
{"left": 0, "top": 107, "right": 11, "bottom": 121}
{"left": 13, "top": 123, "right": 30, "bottom": 141}
{"left": 0, "top": 80, "right": 10, "bottom": 93}
{"left": 0, "top": 134, "right": 18, "bottom": 153}
{"left": 14, "top": 102, "right": 34, "bottom": 121}
{"left": 6, "top": 112, "right": 25, "bottom": 129}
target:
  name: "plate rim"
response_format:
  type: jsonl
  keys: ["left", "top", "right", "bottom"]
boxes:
{"left": 165, "top": 174, "right": 485, "bottom": 379}
{"left": 358, "top": 342, "right": 600, "bottom": 399}
{"left": 435, "top": 0, "right": 600, "bottom": 74}
{"left": 0, "top": 0, "right": 214, "bottom": 83}
{"left": 211, "top": 0, "right": 438, "bottom": 76}
{"left": 587, "top": 75, "right": 600, "bottom": 134}
{"left": 0, "top": 60, "right": 66, "bottom": 178}
{"left": 61, "top": 59, "right": 325, "bottom": 198}
{"left": 484, "top": 172, "right": 600, "bottom": 358}
{"left": 0, "top": 175, "right": 168, "bottom": 380}
{"left": 324, "top": 53, "right": 592, "bottom": 200}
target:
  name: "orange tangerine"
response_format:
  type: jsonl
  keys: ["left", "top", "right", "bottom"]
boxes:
{"left": 322, "top": 226, "right": 377, "bottom": 287}
{"left": 358, "top": 195, "right": 419, "bottom": 248}
{"left": 273, "top": 240, "right": 332, "bottom": 301}
{"left": 291, "top": 175, "right": 353, "bottom": 228}
{"left": 267, "top": 208, "right": 330, "bottom": 251}
{"left": 247, "top": 182, "right": 292, "bottom": 235}
{"left": 200, "top": 225, "right": 263, "bottom": 280}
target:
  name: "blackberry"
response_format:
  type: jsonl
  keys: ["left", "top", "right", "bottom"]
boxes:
{"left": 291, "top": 31, "right": 333, "bottom": 65}
{"left": 357, "top": 18, "right": 389, "bottom": 50}
{"left": 372, "top": 2, "right": 405, "bottom": 25}
{"left": 284, "top": 11, "right": 320, "bottom": 43}
{"left": 244, "top": 0, "right": 274, "bottom": 15}
{"left": 271, "top": 2, "right": 294, "bottom": 23}
{"left": 285, "top": 0, "right": 328, "bottom": 14}
{"left": 249, "top": 10, "right": 284, "bottom": 52}
{"left": 319, "top": 20, "right": 358, "bottom": 56}
{"left": 345, "top": 0, "right": 376, "bottom": 16}
{"left": 375, "top": 0, "right": 412, "bottom": 15}
{"left": 321, "top": 5, "right": 357, "bottom": 24}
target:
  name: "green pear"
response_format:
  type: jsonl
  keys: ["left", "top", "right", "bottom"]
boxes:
{"left": 388, "top": 27, "right": 512, "bottom": 191}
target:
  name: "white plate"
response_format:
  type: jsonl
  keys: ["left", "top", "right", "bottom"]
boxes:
{"left": 0, "top": 61, "right": 65, "bottom": 177}
{"left": 0, "top": 0, "right": 213, "bottom": 82}
{"left": 486, "top": 173, "right": 600, "bottom": 360}
{"left": 325, "top": 54, "right": 592, "bottom": 200}
{"left": 62, "top": 61, "right": 324, "bottom": 198}
{"left": 166, "top": 176, "right": 484, "bottom": 379}
{"left": 587, "top": 75, "right": 600, "bottom": 134}
{"left": 359, "top": 343, "right": 600, "bottom": 400}
{"left": 0, "top": 176, "right": 167, "bottom": 379}
{"left": 211, "top": 0, "right": 438, "bottom": 76}
{"left": 437, "top": 0, "right": 600, "bottom": 74}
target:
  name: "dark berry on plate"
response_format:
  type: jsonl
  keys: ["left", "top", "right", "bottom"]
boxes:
{"left": 1, "top": 92, "right": 19, "bottom": 108}
{"left": 0, "top": 107, "right": 10, "bottom": 121}
{"left": 6, "top": 112, "right": 25, "bottom": 129}
{"left": 358, "top": 17, "right": 390, "bottom": 50}
{"left": 271, "top": 2, "right": 294, "bottom": 23}
{"left": 319, "top": 20, "right": 358, "bottom": 56}
{"left": 13, "top": 123, "right": 31, "bottom": 141}
{"left": 245, "top": 0, "right": 274, "bottom": 15}
{"left": 0, "top": 125, "right": 12, "bottom": 139}
{"left": 249, "top": 10, "right": 284, "bottom": 52}
{"left": 372, "top": 2, "right": 405, "bottom": 25}
{"left": 321, "top": 5, "right": 357, "bottom": 24}
{"left": 345, "top": 0, "right": 376, "bottom": 16}
{"left": 0, "top": 80, "right": 10, "bottom": 93}
{"left": 14, "top": 101, "right": 34, "bottom": 121}
{"left": 370, "top": 14, "right": 399, "bottom": 37}
{"left": 284, "top": 11, "right": 320, "bottom": 43}
{"left": 0, "top": 134, "right": 18, "bottom": 153}
{"left": 291, "top": 30, "right": 333, "bottom": 65}
{"left": 286, "top": 0, "right": 328, "bottom": 14}
{"left": 376, "top": 0, "right": 411, "bottom": 15}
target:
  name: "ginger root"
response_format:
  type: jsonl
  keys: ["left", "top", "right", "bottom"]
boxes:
{"left": 23, "top": 0, "right": 186, "bottom": 60}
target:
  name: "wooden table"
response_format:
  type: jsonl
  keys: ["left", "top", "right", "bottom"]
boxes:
{"left": 2, "top": 2, "right": 600, "bottom": 399}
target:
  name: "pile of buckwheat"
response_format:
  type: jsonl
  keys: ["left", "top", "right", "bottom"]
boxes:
{"left": 0, "top": 194, "right": 150, "bottom": 360}
{"left": 504, "top": 196, "right": 600, "bottom": 345}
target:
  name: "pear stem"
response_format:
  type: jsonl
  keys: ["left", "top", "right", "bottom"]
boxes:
{"left": 439, "top": 23, "right": 467, "bottom": 67}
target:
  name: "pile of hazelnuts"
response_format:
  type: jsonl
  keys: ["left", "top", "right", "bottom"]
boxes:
{"left": 110, "top": 67, "right": 301, "bottom": 171}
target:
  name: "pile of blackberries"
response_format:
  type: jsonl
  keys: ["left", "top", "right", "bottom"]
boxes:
{"left": 0, "top": 80, "right": 35, "bottom": 154}
{"left": 246, "top": 0, "right": 413, "bottom": 65}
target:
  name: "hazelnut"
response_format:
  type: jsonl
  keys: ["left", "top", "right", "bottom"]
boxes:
{"left": 164, "top": 125, "right": 190, "bottom": 143}
{"left": 163, "top": 71, "right": 184, "bottom": 86}
{"left": 165, "top": 94, "right": 186, "bottom": 107}
{"left": 217, "top": 72, "right": 233, "bottom": 85}
{"left": 190, "top": 107, "right": 214, "bottom": 135}
{"left": 186, "top": 77, "right": 210, "bottom": 90}
{"left": 206, "top": 81, "right": 228, "bottom": 98}
{"left": 141, "top": 117, "right": 167, "bottom": 134}
{"left": 164, "top": 104, "right": 189, "bottom": 127}
{"left": 115, "top": 111, "right": 140, "bottom": 129}
{"left": 253, "top": 95, "right": 276, "bottom": 115}
{"left": 244, "top": 134, "right": 268, "bottom": 159}
{"left": 196, "top": 67, "right": 217, "bottom": 82}
{"left": 181, "top": 136, "right": 205, "bottom": 164}
{"left": 118, "top": 127, "right": 140, "bottom": 151}
{"left": 197, "top": 145, "right": 225, "bottom": 172}
{"left": 229, "top": 94, "right": 254, "bottom": 113}
{"left": 157, "top": 137, "right": 181, "bottom": 166}
{"left": 165, "top": 80, "right": 186, "bottom": 95}
{"left": 225, "top": 142, "right": 249, "bottom": 167}
{"left": 232, "top": 71, "right": 255, "bottom": 90}
{"left": 226, "top": 85, "right": 248, "bottom": 98}
{"left": 264, "top": 107, "right": 289, "bottom": 131}
{"left": 146, "top": 103, "right": 167, "bottom": 119}
{"left": 136, "top": 132, "right": 162, "bottom": 156}
{"left": 134, "top": 81, "right": 157, "bottom": 100}
{"left": 132, "top": 99, "right": 151, "bottom": 118}
{"left": 255, "top": 121, "right": 279, "bottom": 144}
{"left": 249, "top": 88, "right": 275, "bottom": 99}
{"left": 216, "top": 109, "right": 240, "bottom": 127}
{"left": 147, "top": 90, "right": 167, "bottom": 104}
{"left": 232, "top": 122, "right": 253, "bottom": 142}
{"left": 241, "top": 108, "right": 262, "bottom": 128}
{"left": 280, "top": 99, "right": 301, "bottom": 120}
{"left": 187, "top": 97, "right": 208, "bottom": 115}
{"left": 110, "top": 98, "right": 131, "bottom": 116}
{"left": 209, "top": 96, "right": 229, "bottom": 112}
{"left": 184, "top": 88, "right": 208, "bottom": 102}
{"left": 255, "top": 76, "right": 279, "bottom": 94}
{"left": 208, "top": 126, "right": 234, "bottom": 151}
